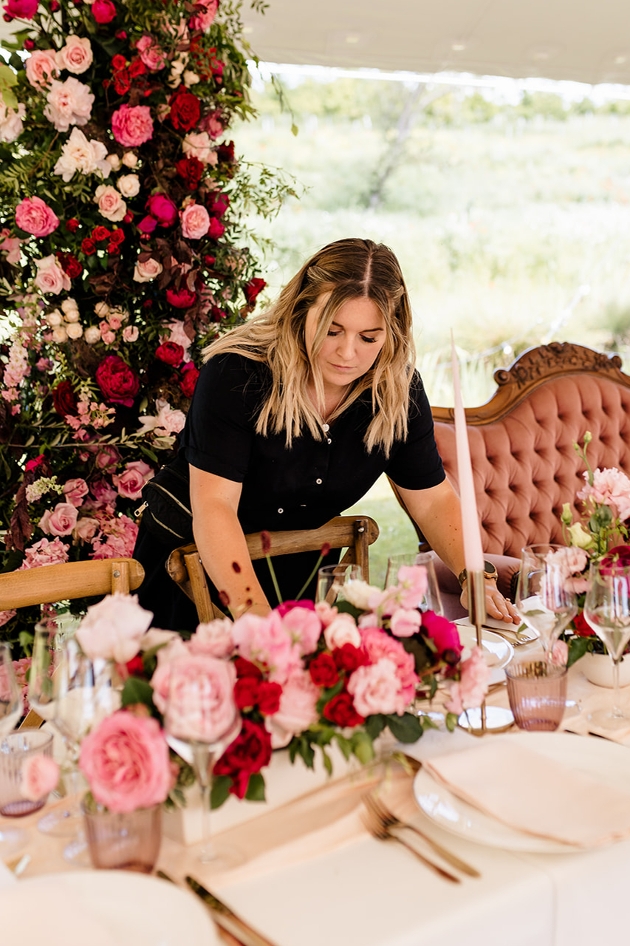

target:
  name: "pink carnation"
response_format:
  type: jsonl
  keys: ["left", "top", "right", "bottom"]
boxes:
{"left": 79, "top": 712, "right": 172, "bottom": 814}
{"left": 267, "top": 668, "right": 319, "bottom": 748}
{"left": 44, "top": 77, "right": 94, "bottom": 132}
{"left": 360, "top": 626, "right": 417, "bottom": 706}
{"left": 21, "top": 754, "right": 59, "bottom": 802}
{"left": 15, "top": 196, "right": 59, "bottom": 236}
{"left": 111, "top": 104, "right": 154, "bottom": 147}
{"left": 578, "top": 468, "right": 630, "bottom": 522}
{"left": 39, "top": 502, "right": 78, "bottom": 537}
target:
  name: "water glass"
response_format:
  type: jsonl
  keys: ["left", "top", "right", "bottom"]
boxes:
{"left": 0, "top": 729, "right": 54, "bottom": 817}
{"left": 515, "top": 544, "right": 578, "bottom": 660}
{"left": 384, "top": 552, "right": 443, "bottom": 614}
{"left": 82, "top": 798, "right": 162, "bottom": 873}
{"left": 505, "top": 659, "right": 568, "bottom": 731}
{"left": 316, "top": 564, "right": 363, "bottom": 606}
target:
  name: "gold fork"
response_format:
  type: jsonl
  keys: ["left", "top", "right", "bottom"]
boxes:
{"left": 365, "top": 793, "right": 480, "bottom": 878}
{"left": 361, "top": 804, "right": 460, "bottom": 883}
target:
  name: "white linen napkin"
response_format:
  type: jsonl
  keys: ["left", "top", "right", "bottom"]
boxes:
{"left": 423, "top": 737, "right": 630, "bottom": 848}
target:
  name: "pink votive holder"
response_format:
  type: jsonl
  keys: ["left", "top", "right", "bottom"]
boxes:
{"left": 505, "top": 659, "right": 568, "bottom": 731}
{"left": 0, "top": 729, "right": 54, "bottom": 817}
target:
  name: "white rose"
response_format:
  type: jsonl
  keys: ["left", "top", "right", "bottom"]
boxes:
{"left": 117, "top": 173, "right": 140, "bottom": 198}
{"left": 84, "top": 326, "right": 101, "bottom": 344}
{"left": 93, "top": 184, "right": 126, "bottom": 222}
{"left": 343, "top": 579, "right": 384, "bottom": 611}
{"left": 66, "top": 322, "right": 83, "bottom": 339}
{"left": 53, "top": 127, "right": 110, "bottom": 182}
{"left": 46, "top": 309, "right": 63, "bottom": 326}
{"left": 133, "top": 258, "right": 163, "bottom": 282}
{"left": 122, "top": 152, "right": 138, "bottom": 168}
{"left": 323, "top": 613, "right": 362, "bottom": 650}
{"left": 57, "top": 36, "right": 93, "bottom": 75}
{"left": 63, "top": 309, "right": 81, "bottom": 323}
{"left": 94, "top": 301, "right": 110, "bottom": 317}
{"left": 51, "top": 325, "right": 68, "bottom": 343}
{"left": 107, "top": 153, "right": 122, "bottom": 171}
{"left": 61, "top": 298, "right": 79, "bottom": 315}
{"left": 183, "top": 70, "right": 200, "bottom": 86}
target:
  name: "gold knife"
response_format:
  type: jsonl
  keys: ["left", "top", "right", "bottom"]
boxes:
{"left": 185, "top": 875, "right": 279, "bottom": 946}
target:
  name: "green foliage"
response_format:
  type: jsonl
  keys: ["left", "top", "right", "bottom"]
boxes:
{"left": 121, "top": 677, "right": 156, "bottom": 714}
{"left": 210, "top": 774, "right": 232, "bottom": 809}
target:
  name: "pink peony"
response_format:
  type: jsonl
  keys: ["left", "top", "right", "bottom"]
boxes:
{"left": 323, "top": 612, "right": 361, "bottom": 650}
{"left": 165, "top": 655, "right": 238, "bottom": 744}
{"left": 347, "top": 658, "right": 407, "bottom": 716}
{"left": 444, "top": 647, "right": 490, "bottom": 714}
{"left": 63, "top": 477, "right": 89, "bottom": 507}
{"left": 112, "top": 459, "right": 154, "bottom": 500}
{"left": 421, "top": 610, "right": 463, "bottom": 655}
{"left": 149, "top": 636, "right": 189, "bottom": 714}
{"left": 44, "top": 77, "right": 94, "bottom": 131}
{"left": 39, "top": 502, "right": 78, "bottom": 537}
{"left": 79, "top": 712, "right": 171, "bottom": 814}
{"left": 389, "top": 607, "right": 422, "bottom": 638}
{"left": 20, "top": 536, "right": 69, "bottom": 568}
{"left": 136, "top": 35, "right": 166, "bottom": 71}
{"left": 20, "top": 754, "right": 59, "bottom": 801}
{"left": 34, "top": 255, "right": 70, "bottom": 294}
{"left": 231, "top": 611, "right": 297, "bottom": 684}
{"left": 189, "top": 619, "right": 235, "bottom": 658}
{"left": 15, "top": 196, "right": 60, "bottom": 236}
{"left": 77, "top": 592, "right": 153, "bottom": 663}
{"left": 181, "top": 202, "right": 210, "bottom": 240}
{"left": 267, "top": 668, "right": 319, "bottom": 748}
{"left": 57, "top": 36, "right": 93, "bottom": 74}
{"left": 111, "top": 105, "right": 153, "bottom": 147}
{"left": 280, "top": 604, "right": 322, "bottom": 657}
{"left": 25, "top": 49, "right": 59, "bottom": 88}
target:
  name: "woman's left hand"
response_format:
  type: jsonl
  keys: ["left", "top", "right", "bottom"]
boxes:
{"left": 460, "top": 580, "right": 520, "bottom": 624}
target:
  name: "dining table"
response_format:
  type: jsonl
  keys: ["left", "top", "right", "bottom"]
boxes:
{"left": 2, "top": 647, "right": 630, "bottom": 946}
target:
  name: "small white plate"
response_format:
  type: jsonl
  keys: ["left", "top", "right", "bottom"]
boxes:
{"left": 413, "top": 731, "right": 630, "bottom": 853}
{"left": 455, "top": 623, "right": 514, "bottom": 671}
{"left": 0, "top": 870, "right": 219, "bottom": 945}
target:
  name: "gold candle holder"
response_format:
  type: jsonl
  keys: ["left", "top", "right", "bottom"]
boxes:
{"left": 458, "top": 569, "right": 514, "bottom": 735}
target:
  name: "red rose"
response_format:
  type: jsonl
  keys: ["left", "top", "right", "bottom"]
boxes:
{"left": 155, "top": 341, "right": 184, "bottom": 367}
{"left": 166, "top": 287, "right": 197, "bottom": 309}
{"left": 214, "top": 720, "right": 272, "bottom": 799}
{"left": 332, "top": 643, "right": 368, "bottom": 673}
{"left": 128, "top": 58, "right": 146, "bottom": 79}
{"left": 204, "top": 255, "right": 215, "bottom": 267}
{"left": 244, "top": 277, "right": 266, "bottom": 306}
{"left": 217, "top": 141, "right": 235, "bottom": 165}
{"left": 210, "top": 305, "right": 226, "bottom": 321}
{"left": 233, "top": 677, "right": 259, "bottom": 711}
{"left": 111, "top": 54, "right": 127, "bottom": 70}
{"left": 65, "top": 218, "right": 80, "bottom": 233}
{"left": 323, "top": 692, "right": 365, "bottom": 728}
{"left": 234, "top": 657, "right": 262, "bottom": 681}
{"left": 145, "top": 193, "right": 178, "bottom": 227}
{"left": 113, "top": 69, "right": 130, "bottom": 95}
{"left": 256, "top": 681, "right": 282, "bottom": 716}
{"left": 81, "top": 238, "right": 97, "bottom": 255}
{"left": 107, "top": 242, "right": 120, "bottom": 256}
{"left": 308, "top": 652, "right": 339, "bottom": 688}
{"left": 207, "top": 191, "right": 229, "bottom": 217}
{"left": 109, "top": 228, "right": 125, "bottom": 245}
{"left": 573, "top": 611, "right": 594, "bottom": 637}
{"left": 95, "top": 354, "right": 140, "bottom": 407}
{"left": 176, "top": 156, "right": 204, "bottom": 190}
{"left": 3, "top": 0, "right": 38, "bottom": 20}
{"left": 168, "top": 87, "right": 201, "bottom": 132}
{"left": 56, "top": 252, "right": 82, "bottom": 279}
{"left": 52, "top": 379, "right": 78, "bottom": 417}
{"left": 125, "top": 655, "right": 144, "bottom": 677}
{"left": 92, "top": 0, "right": 116, "bottom": 23}
{"left": 207, "top": 217, "right": 225, "bottom": 241}
{"left": 180, "top": 363, "right": 199, "bottom": 398}
{"left": 92, "top": 225, "right": 111, "bottom": 242}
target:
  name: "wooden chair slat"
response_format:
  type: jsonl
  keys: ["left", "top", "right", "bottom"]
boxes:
{"left": 0, "top": 558, "right": 144, "bottom": 610}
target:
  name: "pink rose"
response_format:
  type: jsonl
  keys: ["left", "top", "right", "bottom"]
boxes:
{"left": 93, "top": 444, "right": 121, "bottom": 473}
{"left": 421, "top": 611, "right": 463, "bottom": 655}
{"left": 189, "top": 0, "right": 219, "bottom": 31}
{"left": 20, "top": 754, "right": 59, "bottom": 802}
{"left": 267, "top": 668, "right": 319, "bottom": 748}
{"left": 360, "top": 626, "right": 417, "bottom": 706}
{"left": 111, "top": 104, "right": 153, "bottom": 147}
{"left": 165, "top": 656, "right": 238, "bottom": 744}
{"left": 444, "top": 647, "right": 490, "bottom": 715}
{"left": 79, "top": 712, "right": 172, "bottom": 813}
{"left": 74, "top": 517, "right": 100, "bottom": 542}
{"left": 348, "top": 658, "right": 407, "bottom": 716}
{"left": 323, "top": 613, "right": 361, "bottom": 650}
{"left": 39, "top": 502, "right": 79, "bottom": 537}
{"left": 91, "top": 0, "right": 116, "bottom": 24}
{"left": 181, "top": 202, "right": 210, "bottom": 240}
{"left": 149, "top": 636, "right": 189, "bottom": 714}
{"left": 200, "top": 109, "right": 224, "bottom": 139}
{"left": 57, "top": 36, "right": 93, "bottom": 74}
{"left": 112, "top": 460, "right": 154, "bottom": 500}
{"left": 389, "top": 607, "right": 422, "bottom": 638}
{"left": 136, "top": 35, "right": 166, "bottom": 71}
{"left": 0, "top": 229, "right": 21, "bottom": 265}
{"left": 133, "top": 258, "right": 163, "bottom": 282}
{"left": 3, "top": 0, "right": 38, "bottom": 19}
{"left": 76, "top": 592, "right": 153, "bottom": 663}
{"left": 189, "top": 619, "right": 235, "bottom": 658}
{"left": 123, "top": 326, "right": 139, "bottom": 342}
{"left": 231, "top": 611, "right": 297, "bottom": 684}
{"left": 63, "top": 477, "right": 89, "bottom": 507}
{"left": 314, "top": 600, "right": 338, "bottom": 628}
{"left": 34, "top": 255, "right": 71, "bottom": 294}
{"left": 94, "top": 184, "right": 126, "bottom": 222}
{"left": 25, "top": 49, "right": 59, "bottom": 88}
{"left": 15, "top": 196, "right": 60, "bottom": 236}
{"left": 280, "top": 604, "right": 322, "bottom": 656}
{"left": 44, "top": 77, "right": 94, "bottom": 132}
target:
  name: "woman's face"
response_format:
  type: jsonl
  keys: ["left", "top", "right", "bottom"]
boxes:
{"left": 304, "top": 295, "right": 387, "bottom": 393}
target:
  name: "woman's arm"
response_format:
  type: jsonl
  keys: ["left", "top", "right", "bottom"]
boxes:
{"left": 394, "top": 478, "right": 519, "bottom": 623}
{"left": 189, "top": 464, "right": 272, "bottom": 618}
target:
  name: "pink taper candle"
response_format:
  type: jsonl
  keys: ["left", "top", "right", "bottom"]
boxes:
{"left": 451, "top": 336, "right": 485, "bottom": 573}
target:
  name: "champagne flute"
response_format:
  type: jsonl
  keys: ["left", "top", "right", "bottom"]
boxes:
{"left": 165, "top": 656, "right": 240, "bottom": 864}
{"left": 384, "top": 552, "right": 444, "bottom": 615}
{"left": 0, "top": 642, "right": 28, "bottom": 858}
{"left": 316, "top": 564, "right": 363, "bottom": 607}
{"left": 515, "top": 544, "right": 578, "bottom": 661}
{"left": 583, "top": 561, "right": 630, "bottom": 729}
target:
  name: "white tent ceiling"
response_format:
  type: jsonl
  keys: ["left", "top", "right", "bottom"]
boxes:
{"left": 241, "top": 0, "right": 630, "bottom": 87}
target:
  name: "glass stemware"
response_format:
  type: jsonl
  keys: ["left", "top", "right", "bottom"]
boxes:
{"left": 316, "top": 564, "right": 363, "bottom": 607}
{"left": 514, "top": 544, "right": 578, "bottom": 661}
{"left": 384, "top": 552, "right": 444, "bottom": 615}
{"left": 583, "top": 561, "right": 630, "bottom": 729}
{"left": 0, "top": 642, "right": 28, "bottom": 858}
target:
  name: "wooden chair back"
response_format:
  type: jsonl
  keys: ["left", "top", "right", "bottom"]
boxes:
{"left": 0, "top": 557, "right": 145, "bottom": 610}
{"left": 167, "top": 515, "right": 380, "bottom": 623}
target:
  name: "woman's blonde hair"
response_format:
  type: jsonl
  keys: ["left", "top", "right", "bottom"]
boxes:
{"left": 203, "top": 238, "right": 416, "bottom": 455}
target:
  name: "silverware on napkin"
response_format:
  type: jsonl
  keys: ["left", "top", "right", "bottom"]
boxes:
{"left": 185, "top": 875, "right": 279, "bottom": 946}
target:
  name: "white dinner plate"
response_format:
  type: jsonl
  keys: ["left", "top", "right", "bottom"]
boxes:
{"left": 0, "top": 870, "right": 219, "bottom": 945}
{"left": 413, "top": 731, "right": 630, "bottom": 853}
{"left": 455, "top": 623, "right": 514, "bottom": 671}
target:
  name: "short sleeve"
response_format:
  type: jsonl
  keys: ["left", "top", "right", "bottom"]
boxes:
{"left": 180, "top": 353, "right": 265, "bottom": 482}
{"left": 385, "top": 371, "right": 446, "bottom": 490}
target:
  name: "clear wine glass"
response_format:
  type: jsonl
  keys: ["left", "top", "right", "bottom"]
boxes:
{"left": 316, "top": 564, "right": 363, "bottom": 606}
{"left": 515, "top": 544, "right": 578, "bottom": 661}
{"left": 384, "top": 551, "right": 444, "bottom": 615}
{"left": 165, "top": 657, "right": 241, "bottom": 864}
{"left": 583, "top": 560, "right": 630, "bottom": 729}
{"left": 0, "top": 642, "right": 28, "bottom": 858}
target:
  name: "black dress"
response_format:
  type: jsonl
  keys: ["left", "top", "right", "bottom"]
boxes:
{"left": 134, "top": 352, "right": 445, "bottom": 630}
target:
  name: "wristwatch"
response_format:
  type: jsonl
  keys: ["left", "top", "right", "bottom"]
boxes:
{"left": 457, "top": 561, "right": 499, "bottom": 587}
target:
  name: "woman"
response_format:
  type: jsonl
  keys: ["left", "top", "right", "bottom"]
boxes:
{"left": 134, "top": 238, "right": 517, "bottom": 628}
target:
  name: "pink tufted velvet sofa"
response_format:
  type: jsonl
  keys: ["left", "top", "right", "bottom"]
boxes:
{"left": 416, "top": 342, "right": 630, "bottom": 618}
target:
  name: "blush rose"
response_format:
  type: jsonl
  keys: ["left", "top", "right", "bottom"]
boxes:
{"left": 15, "top": 196, "right": 59, "bottom": 236}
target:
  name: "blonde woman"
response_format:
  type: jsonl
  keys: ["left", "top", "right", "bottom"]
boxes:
{"left": 135, "top": 238, "right": 518, "bottom": 629}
